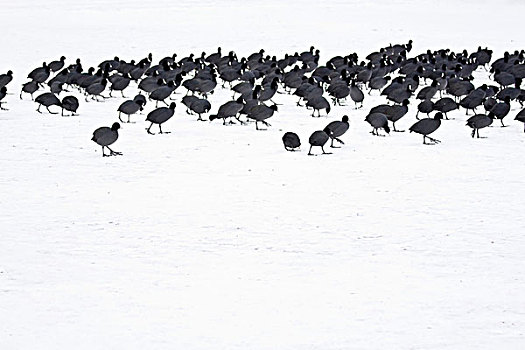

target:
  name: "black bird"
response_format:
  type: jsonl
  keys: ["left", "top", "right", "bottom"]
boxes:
{"left": 109, "top": 73, "right": 131, "bottom": 98}
{"left": 370, "top": 99, "right": 409, "bottom": 132}
{"left": 416, "top": 99, "right": 434, "bottom": 119}
{"left": 32, "top": 66, "right": 51, "bottom": 86}
{"left": 92, "top": 122, "right": 122, "bottom": 157}
{"left": 323, "top": 115, "right": 349, "bottom": 147}
{"left": 282, "top": 132, "right": 301, "bottom": 151}
{"left": 459, "top": 86, "right": 486, "bottom": 115}
{"left": 0, "top": 70, "right": 13, "bottom": 89}
{"left": 350, "top": 80, "right": 364, "bottom": 108}
{"left": 139, "top": 76, "right": 164, "bottom": 93}
{"left": 490, "top": 96, "right": 511, "bottom": 127}
{"left": 20, "top": 81, "right": 40, "bottom": 100}
{"left": 182, "top": 95, "right": 199, "bottom": 114}
{"left": 35, "top": 92, "right": 61, "bottom": 114}
{"left": 49, "top": 56, "right": 66, "bottom": 72}
{"left": 515, "top": 108, "right": 525, "bottom": 132}
{"left": 466, "top": 113, "right": 494, "bottom": 138}
{"left": 308, "top": 130, "right": 331, "bottom": 155}
{"left": 150, "top": 80, "right": 176, "bottom": 107}
{"left": 117, "top": 99, "right": 145, "bottom": 123}
{"left": 258, "top": 77, "right": 279, "bottom": 104}
{"left": 146, "top": 102, "right": 176, "bottom": 134}
{"left": 409, "top": 112, "right": 443, "bottom": 144}
{"left": 188, "top": 98, "right": 211, "bottom": 121}
{"left": 85, "top": 78, "right": 108, "bottom": 102}
{"left": 365, "top": 113, "right": 390, "bottom": 136}
{"left": 61, "top": 96, "right": 79, "bottom": 116}
{"left": 28, "top": 62, "right": 48, "bottom": 80}
{"left": 209, "top": 97, "right": 244, "bottom": 125}
{"left": 133, "top": 93, "right": 147, "bottom": 108}
{"left": 247, "top": 104, "right": 278, "bottom": 130}
{"left": 416, "top": 80, "right": 438, "bottom": 100}
{"left": 305, "top": 95, "right": 331, "bottom": 117}
{"left": 433, "top": 97, "right": 458, "bottom": 119}
{"left": 49, "top": 81, "right": 66, "bottom": 95}
{"left": 0, "top": 87, "right": 8, "bottom": 110}
{"left": 368, "top": 75, "right": 390, "bottom": 94}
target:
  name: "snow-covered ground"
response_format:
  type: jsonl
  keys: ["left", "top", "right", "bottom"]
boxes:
{"left": 1, "top": 1, "right": 525, "bottom": 349}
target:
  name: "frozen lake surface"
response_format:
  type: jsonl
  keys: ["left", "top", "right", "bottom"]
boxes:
{"left": 1, "top": 0, "right": 525, "bottom": 349}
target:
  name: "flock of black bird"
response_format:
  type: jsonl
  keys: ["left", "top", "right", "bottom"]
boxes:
{"left": 1, "top": 41, "right": 525, "bottom": 157}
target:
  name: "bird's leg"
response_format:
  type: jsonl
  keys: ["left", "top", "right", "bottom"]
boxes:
{"left": 476, "top": 129, "right": 480, "bottom": 138}
{"left": 37, "top": 104, "right": 42, "bottom": 113}
{"left": 0, "top": 102, "right": 8, "bottom": 111}
{"left": 159, "top": 124, "right": 170, "bottom": 134}
{"left": 235, "top": 116, "right": 246, "bottom": 125}
{"left": 121, "top": 91, "right": 126, "bottom": 98}
{"left": 163, "top": 100, "right": 169, "bottom": 107}
{"left": 102, "top": 146, "right": 109, "bottom": 157}
{"left": 321, "top": 146, "right": 332, "bottom": 155}
{"left": 47, "top": 106, "right": 58, "bottom": 114}
{"left": 330, "top": 138, "right": 340, "bottom": 148}
{"left": 308, "top": 145, "right": 314, "bottom": 156}
{"left": 146, "top": 123, "right": 155, "bottom": 135}
{"left": 118, "top": 112, "right": 125, "bottom": 123}
{"left": 262, "top": 121, "right": 271, "bottom": 127}
{"left": 335, "top": 137, "right": 344, "bottom": 145}
{"left": 393, "top": 123, "right": 405, "bottom": 132}
{"left": 19, "top": 91, "right": 23, "bottom": 100}
{"left": 107, "top": 146, "right": 122, "bottom": 156}
{"left": 501, "top": 119, "right": 507, "bottom": 127}
{"left": 471, "top": 129, "right": 475, "bottom": 138}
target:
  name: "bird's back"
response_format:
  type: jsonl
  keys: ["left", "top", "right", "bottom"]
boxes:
{"left": 410, "top": 118, "right": 440, "bottom": 135}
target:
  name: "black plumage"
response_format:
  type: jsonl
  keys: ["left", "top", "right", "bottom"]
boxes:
{"left": 146, "top": 102, "right": 176, "bottom": 134}
{"left": 308, "top": 130, "right": 331, "bottom": 155}
{"left": 35, "top": 92, "right": 61, "bottom": 114}
{"left": 20, "top": 81, "right": 39, "bottom": 100}
{"left": 92, "top": 122, "right": 122, "bottom": 157}
{"left": 409, "top": 112, "right": 443, "bottom": 144}
{"left": 117, "top": 99, "right": 144, "bottom": 123}
{"left": 365, "top": 113, "right": 390, "bottom": 136}
{"left": 61, "top": 96, "right": 79, "bottom": 116}
{"left": 323, "top": 115, "right": 350, "bottom": 147}
{"left": 282, "top": 132, "right": 301, "bottom": 151}
{"left": 466, "top": 113, "right": 494, "bottom": 138}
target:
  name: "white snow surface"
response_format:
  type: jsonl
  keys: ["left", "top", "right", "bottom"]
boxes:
{"left": 1, "top": 0, "right": 525, "bottom": 349}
